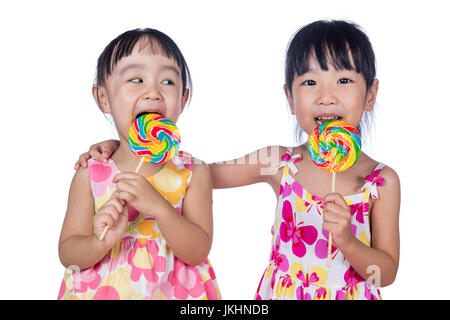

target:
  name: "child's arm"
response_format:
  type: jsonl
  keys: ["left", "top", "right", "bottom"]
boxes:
{"left": 210, "top": 146, "right": 281, "bottom": 189}
{"left": 74, "top": 143, "right": 283, "bottom": 191}
{"left": 323, "top": 166, "right": 400, "bottom": 287}
{"left": 113, "top": 159, "right": 214, "bottom": 266}
{"left": 75, "top": 143, "right": 282, "bottom": 190}
{"left": 58, "top": 167, "right": 127, "bottom": 270}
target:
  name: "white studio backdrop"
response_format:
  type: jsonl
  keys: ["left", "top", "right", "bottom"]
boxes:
{"left": 0, "top": 0, "right": 448, "bottom": 299}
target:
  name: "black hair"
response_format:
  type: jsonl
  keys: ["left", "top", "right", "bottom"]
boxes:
{"left": 285, "top": 20, "right": 376, "bottom": 93}
{"left": 285, "top": 20, "right": 377, "bottom": 143}
{"left": 95, "top": 28, "right": 192, "bottom": 97}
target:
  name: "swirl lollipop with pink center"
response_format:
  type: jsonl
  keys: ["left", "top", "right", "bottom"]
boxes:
{"left": 308, "top": 120, "right": 361, "bottom": 266}
{"left": 99, "top": 113, "right": 181, "bottom": 241}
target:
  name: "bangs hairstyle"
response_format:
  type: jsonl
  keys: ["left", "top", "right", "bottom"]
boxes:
{"left": 285, "top": 20, "right": 376, "bottom": 93}
{"left": 95, "top": 28, "right": 192, "bottom": 96}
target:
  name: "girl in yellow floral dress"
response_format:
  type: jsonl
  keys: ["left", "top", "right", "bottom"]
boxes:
{"left": 58, "top": 28, "right": 220, "bottom": 300}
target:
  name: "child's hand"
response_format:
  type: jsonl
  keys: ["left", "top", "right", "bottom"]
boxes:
{"left": 322, "top": 193, "right": 355, "bottom": 251}
{"left": 113, "top": 172, "right": 166, "bottom": 219}
{"left": 93, "top": 191, "right": 128, "bottom": 248}
{"left": 74, "top": 139, "right": 119, "bottom": 170}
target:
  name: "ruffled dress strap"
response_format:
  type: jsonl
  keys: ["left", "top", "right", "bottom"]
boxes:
{"left": 172, "top": 150, "right": 194, "bottom": 167}
{"left": 361, "top": 163, "right": 385, "bottom": 201}
{"left": 276, "top": 147, "right": 302, "bottom": 176}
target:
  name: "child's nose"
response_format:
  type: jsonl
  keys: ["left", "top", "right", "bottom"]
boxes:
{"left": 317, "top": 88, "right": 338, "bottom": 106}
{"left": 141, "top": 86, "right": 162, "bottom": 101}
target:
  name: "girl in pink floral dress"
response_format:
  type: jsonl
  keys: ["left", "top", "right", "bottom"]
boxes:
{"left": 58, "top": 28, "right": 220, "bottom": 300}
{"left": 250, "top": 21, "right": 400, "bottom": 300}
{"left": 76, "top": 20, "right": 400, "bottom": 300}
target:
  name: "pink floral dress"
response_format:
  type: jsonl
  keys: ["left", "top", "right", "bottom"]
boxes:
{"left": 255, "top": 147, "right": 384, "bottom": 300}
{"left": 58, "top": 152, "right": 221, "bottom": 300}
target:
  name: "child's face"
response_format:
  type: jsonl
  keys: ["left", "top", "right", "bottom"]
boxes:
{"left": 285, "top": 54, "right": 378, "bottom": 136}
{"left": 95, "top": 43, "right": 188, "bottom": 141}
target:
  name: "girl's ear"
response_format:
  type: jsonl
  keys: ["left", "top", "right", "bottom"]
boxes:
{"left": 364, "top": 79, "right": 379, "bottom": 112}
{"left": 283, "top": 84, "right": 295, "bottom": 115}
{"left": 180, "top": 88, "right": 190, "bottom": 114}
{"left": 92, "top": 85, "right": 111, "bottom": 114}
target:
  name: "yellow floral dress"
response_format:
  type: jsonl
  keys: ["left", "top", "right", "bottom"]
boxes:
{"left": 58, "top": 151, "right": 221, "bottom": 300}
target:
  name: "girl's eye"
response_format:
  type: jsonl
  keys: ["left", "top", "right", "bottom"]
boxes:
{"left": 161, "top": 79, "right": 174, "bottom": 85}
{"left": 302, "top": 80, "right": 316, "bottom": 86}
{"left": 338, "top": 78, "right": 352, "bottom": 84}
{"left": 130, "top": 78, "right": 143, "bottom": 83}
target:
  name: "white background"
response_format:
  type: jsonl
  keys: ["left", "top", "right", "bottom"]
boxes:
{"left": 0, "top": 0, "right": 449, "bottom": 299}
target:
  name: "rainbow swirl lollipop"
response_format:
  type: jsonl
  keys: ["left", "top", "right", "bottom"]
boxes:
{"left": 128, "top": 113, "right": 181, "bottom": 164}
{"left": 308, "top": 120, "right": 360, "bottom": 267}
{"left": 308, "top": 120, "right": 361, "bottom": 173}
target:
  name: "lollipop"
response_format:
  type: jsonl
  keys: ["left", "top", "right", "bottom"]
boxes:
{"left": 308, "top": 120, "right": 361, "bottom": 173}
{"left": 99, "top": 113, "right": 181, "bottom": 241}
{"left": 307, "top": 120, "right": 361, "bottom": 266}
{"left": 128, "top": 113, "right": 181, "bottom": 167}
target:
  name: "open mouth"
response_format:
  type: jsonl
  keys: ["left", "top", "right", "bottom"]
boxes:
{"left": 136, "top": 111, "right": 162, "bottom": 119}
{"left": 314, "top": 115, "right": 342, "bottom": 126}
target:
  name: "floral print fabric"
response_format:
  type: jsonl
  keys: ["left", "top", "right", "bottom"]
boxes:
{"left": 58, "top": 152, "right": 221, "bottom": 300}
{"left": 255, "top": 147, "right": 383, "bottom": 300}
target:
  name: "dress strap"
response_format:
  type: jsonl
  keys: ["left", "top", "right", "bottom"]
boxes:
{"left": 361, "top": 163, "right": 385, "bottom": 200}
{"left": 87, "top": 158, "right": 119, "bottom": 212}
{"left": 277, "top": 147, "right": 302, "bottom": 175}
{"left": 171, "top": 150, "right": 194, "bottom": 169}
{"left": 168, "top": 150, "right": 194, "bottom": 187}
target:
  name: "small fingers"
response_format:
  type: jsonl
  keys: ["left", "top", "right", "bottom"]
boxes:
{"left": 97, "top": 140, "right": 117, "bottom": 158}
{"left": 116, "top": 180, "right": 136, "bottom": 195}
{"left": 113, "top": 191, "right": 126, "bottom": 206}
{"left": 98, "top": 205, "right": 121, "bottom": 226}
{"left": 75, "top": 153, "right": 90, "bottom": 170}
{"left": 323, "top": 202, "right": 346, "bottom": 216}
{"left": 100, "top": 149, "right": 112, "bottom": 159}
{"left": 117, "top": 191, "right": 134, "bottom": 204}
{"left": 322, "top": 221, "right": 334, "bottom": 233}
{"left": 322, "top": 193, "right": 348, "bottom": 208}
{"left": 95, "top": 214, "right": 116, "bottom": 235}
{"left": 323, "top": 210, "right": 341, "bottom": 223}
{"left": 89, "top": 140, "right": 115, "bottom": 162}
{"left": 89, "top": 149, "right": 107, "bottom": 163}
{"left": 113, "top": 172, "right": 140, "bottom": 183}
{"left": 106, "top": 194, "right": 125, "bottom": 213}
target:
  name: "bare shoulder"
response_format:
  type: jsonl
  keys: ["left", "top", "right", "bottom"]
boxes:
{"left": 367, "top": 157, "right": 401, "bottom": 212}
{"left": 189, "top": 157, "right": 212, "bottom": 187}
{"left": 378, "top": 164, "right": 401, "bottom": 194}
{"left": 66, "top": 164, "right": 94, "bottom": 215}
{"left": 254, "top": 145, "right": 288, "bottom": 167}
{"left": 259, "top": 145, "right": 292, "bottom": 192}
{"left": 361, "top": 153, "right": 400, "bottom": 188}
{"left": 59, "top": 164, "right": 95, "bottom": 245}
{"left": 191, "top": 157, "right": 211, "bottom": 175}
{"left": 70, "top": 164, "right": 92, "bottom": 194}
{"left": 251, "top": 145, "right": 285, "bottom": 178}
{"left": 182, "top": 157, "right": 213, "bottom": 225}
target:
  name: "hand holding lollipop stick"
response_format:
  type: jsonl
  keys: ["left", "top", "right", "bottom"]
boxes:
{"left": 307, "top": 120, "right": 361, "bottom": 267}
{"left": 98, "top": 113, "right": 181, "bottom": 241}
